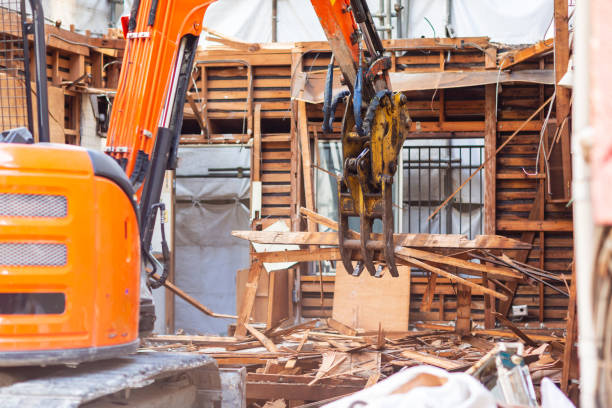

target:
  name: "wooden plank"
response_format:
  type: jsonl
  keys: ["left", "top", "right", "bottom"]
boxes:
{"left": 266, "top": 269, "right": 290, "bottom": 329}
{"left": 235, "top": 261, "right": 264, "bottom": 337}
{"left": 327, "top": 318, "right": 358, "bottom": 336}
{"left": 332, "top": 263, "right": 411, "bottom": 332}
{"left": 496, "top": 219, "right": 573, "bottom": 232}
{"left": 148, "top": 335, "right": 241, "bottom": 345}
{"left": 400, "top": 350, "right": 470, "bottom": 371}
{"left": 254, "top": 247, "right": 340, "bottom": 263}
{"left": 244, "top": 323, "right": 279, "bottom": 353}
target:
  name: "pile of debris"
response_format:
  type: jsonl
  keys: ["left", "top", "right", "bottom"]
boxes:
{"left": 143, "top": 318, "right": 565, "bottom": 407}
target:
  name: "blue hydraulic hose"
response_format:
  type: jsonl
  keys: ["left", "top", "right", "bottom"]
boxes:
{"left": 353, "top": 65, "right": 363, "bottom": 135}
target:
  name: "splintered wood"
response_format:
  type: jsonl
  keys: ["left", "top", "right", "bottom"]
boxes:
{"left": 143, "top": 319, "right": 565, "bottom": 405}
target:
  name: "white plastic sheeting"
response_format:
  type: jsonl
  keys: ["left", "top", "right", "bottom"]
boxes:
{"left": 174, "top": 146, "right": 251, "bottom": 335}
{"left": 202, "top": 0, "right": 554, "bottom": 46}
{"left": 44, "top": 0, "right": 554, "bottom": 44}
{"left": 37, "top": 0, "right": 132, "bottom": 36}
{"left": 451, "top": 0, "right": 553, "bottom": 45}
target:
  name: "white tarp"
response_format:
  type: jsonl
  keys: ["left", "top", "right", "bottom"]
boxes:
{"left": 44, "top": 0, "right": 555, "bottom": 44}
{"left": 202, "top": 0, "right": 555, "bottom": 45}
{"left": 174, "top": 146, "right": 251, "bottom": 335}
{"left": 37, "top": 0, "right": 132, "bottom": 36}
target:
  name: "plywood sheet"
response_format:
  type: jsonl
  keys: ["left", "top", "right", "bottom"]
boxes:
{"left": 332, "top": 264, "right": 411, "bottom": 332}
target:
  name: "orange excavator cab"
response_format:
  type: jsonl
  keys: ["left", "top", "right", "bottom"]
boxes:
{"left": 0, "top": 0, "right": 141, "bottom": 365}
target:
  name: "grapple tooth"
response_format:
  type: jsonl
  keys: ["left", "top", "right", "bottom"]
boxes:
{"left": 337, "top": 179, "right": 359, "bottom": 276}
{"left": 352, "top": 261, "right": 364, "bottom": 276}
{"left": 360, "top": 215, "right": 377, "bottom": 277}
{"left": 383, "top": 181, "right": 399, "bottom": 277}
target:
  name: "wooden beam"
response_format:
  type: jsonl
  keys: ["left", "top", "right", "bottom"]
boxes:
{"left": 554, "top": 0, "right": 572, "bottom": 198}
{"left": 233, "top": 230, "right": 531, "bottom": 250}
{"left": 154, "top": 273, "right": 236, "bottom": 320}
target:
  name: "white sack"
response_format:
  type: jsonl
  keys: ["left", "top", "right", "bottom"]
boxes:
{"left": 324, "top": 365, "right": 496, "bottom": 408}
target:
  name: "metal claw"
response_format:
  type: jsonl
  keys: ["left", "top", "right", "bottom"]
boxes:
{"left": 360, "top": 214, "right": 377, "bottom": 277}
{"left": 338, "top": 179, "right": 361, "bottom": 276}
{"left": 382, "top": 180, "right": 399, "bottom": 277}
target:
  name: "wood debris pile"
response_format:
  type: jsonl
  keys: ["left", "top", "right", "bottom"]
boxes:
{"left": 143, "top": 318, "right": 565, "bottom": 406}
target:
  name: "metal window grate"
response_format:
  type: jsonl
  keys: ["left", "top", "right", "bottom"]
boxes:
{"left": 0, "top": 1, "right": 32, "bottom": 133}
{"left": 0, "top": 243, "right": 67, "bottom": 266}
{"left": 0, "top": 193, "right": 67, "bottom": 217}
{"left": 403, "top": 140, "right": 484, "bottom": 240}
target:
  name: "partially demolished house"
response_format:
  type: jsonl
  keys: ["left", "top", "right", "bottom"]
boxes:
{"left": 0, "top": 1, "right": 578, "bottom": 406}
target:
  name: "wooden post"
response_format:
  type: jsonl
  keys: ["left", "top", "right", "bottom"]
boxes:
{"left": 554, "top": 0, "right": 572, "bottom": 198}
{"left": 484, "top": 84, "right": 497, "bottom": 235}
{"left": 90, "top": 52, "right": 103, "bottom": 88}
{"left": 483, "top": 84, "right": 497, "bottom": 329}
{"left": 247, "top": 65, "right": 254, "bottom": 137}
{"left": 456, "top": 285, "right": 472, "bottom": 335}
{"left": 298, "top": 100, "right": 315, "bottom": 232}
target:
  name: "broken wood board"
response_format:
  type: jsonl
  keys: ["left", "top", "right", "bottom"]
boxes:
{"left": 332, "top": 263, "right": 411, "bottom": 332}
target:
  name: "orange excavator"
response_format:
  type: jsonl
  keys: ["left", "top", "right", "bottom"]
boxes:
{"left": 0, "top": 0, "right": 407, "bottom": 378}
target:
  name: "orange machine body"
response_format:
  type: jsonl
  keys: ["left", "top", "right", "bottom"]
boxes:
{"left": 106, "top": 0, "right": 215, "bottom": 194}
{"left": 0, "top": 144, "right": 140, "bottom": 365}
{"left": 0, "top": 0, "right": 373, "bottom": 366}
